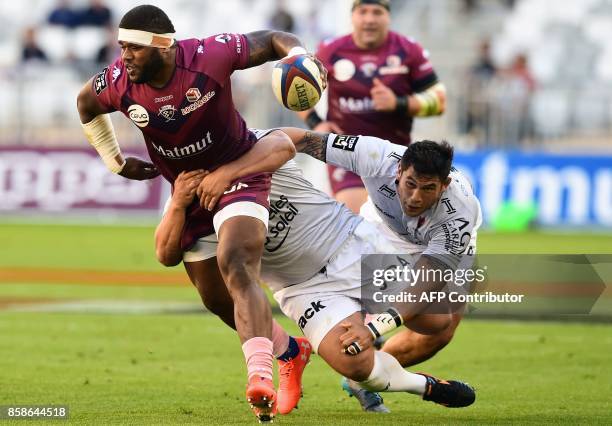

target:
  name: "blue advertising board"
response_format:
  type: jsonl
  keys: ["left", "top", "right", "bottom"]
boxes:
{"left": 453, "top": 151, "right": 612, "bottom": 227}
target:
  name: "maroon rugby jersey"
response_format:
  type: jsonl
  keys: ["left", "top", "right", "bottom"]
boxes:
{"left": 94, "top": 33, "right": 255, "bottom": 182}
{"left": 317, "top": 31, "right": 438, "bottom": 145}
{"left": 93, "top": 34, "right": 271, "bottom": 248}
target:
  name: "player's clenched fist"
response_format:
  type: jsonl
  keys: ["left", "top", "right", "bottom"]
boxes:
{"left": 339, "top": 321, "right": 374, "bottom": 356}
{"left": 196, "top": 167, "right": 235, "bottom": 211}
{"left": 172, "top": 170, "right": 208, "bottom": 209}
{"left": 119, "top": 157, "right": 161, "bottom": 180}
{"left": 370, "top": 78, "right": 397, "bottom": 112}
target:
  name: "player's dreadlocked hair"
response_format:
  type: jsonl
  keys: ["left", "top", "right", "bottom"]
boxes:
{"left": 401, "top": 140, "right": 454, "bottom": 181}
{"left": 119, "top": 5, "right": 175, "bottom": 34}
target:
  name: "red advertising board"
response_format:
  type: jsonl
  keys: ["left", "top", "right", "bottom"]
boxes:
{"left": 0, "top": 147, "right": 166, "bottom": 213}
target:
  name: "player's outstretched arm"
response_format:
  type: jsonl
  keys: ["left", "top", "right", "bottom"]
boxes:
{"left": 279, "top": 127, "right": 329, "bottom": 162}
{"left": 76, "top": 80, "right": 160, "bottom": 180}
{"left": 196, "top": 130, "right": 296, "bottom": 210}
{"left": 155, "top": 170, "right": 207, "bottom": 266}
{"left": 244, "top": 31, "right": 327, "bottom": 86}
{"left": 245, "top": 30, "right": 302, "bottom": 67}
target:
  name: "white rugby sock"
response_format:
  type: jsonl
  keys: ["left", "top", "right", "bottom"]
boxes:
{"left": 358, "top": 351, "right": 427, "bottom": 395}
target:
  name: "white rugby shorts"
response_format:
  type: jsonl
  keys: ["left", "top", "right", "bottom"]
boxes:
{"left": 273, "top": 220, "right": 396, "bottom": 352}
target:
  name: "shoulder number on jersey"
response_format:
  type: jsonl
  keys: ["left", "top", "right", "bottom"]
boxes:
{"left": 94, "top": 67, "right": 108, "bottom": 96}
{"left": 378, "top": 184, "right": 396, "bottom": 199}
{"left": 331, "top": 135, "right": 359, "bottom": 151}
{"left": 441, "top": 197, "right": 457, "bottom": 214}
{"left": 387, "top": 152, "right": 403, "bottom": 162}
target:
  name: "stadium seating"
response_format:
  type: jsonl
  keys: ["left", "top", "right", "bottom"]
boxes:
{"left": 0, "top": 0, "right": 611, "bottom": 147}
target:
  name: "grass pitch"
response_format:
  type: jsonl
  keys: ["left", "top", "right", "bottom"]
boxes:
{"left": 1, "top": 313, "right": 611, "bottom": 424}
{"left": 1, "top": 224, "right": 611, "bottom": 424}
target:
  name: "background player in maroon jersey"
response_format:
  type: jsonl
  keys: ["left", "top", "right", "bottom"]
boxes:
{"left": 298, "top": 0, "right": 447, "bottom": 214}
{"left": 75, "top": 5, "right": 326, "bottom": 422}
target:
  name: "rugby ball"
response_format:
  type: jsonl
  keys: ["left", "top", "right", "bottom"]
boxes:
{"left": 272, "top": 54, "right": 323, "bottom": 111}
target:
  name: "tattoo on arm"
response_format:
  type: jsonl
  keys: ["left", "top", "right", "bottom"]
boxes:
{"left": 245, "top": 30, "right": 302, "bottom": 68}
{"left": 295, "top": 131, "right": 328, "bottom": 162}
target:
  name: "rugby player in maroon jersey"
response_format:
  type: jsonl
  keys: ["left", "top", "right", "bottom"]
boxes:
{"left": 299, "top": 0, "right": 446, "bottom": 214}
{"left": 76, "top": 5, "right": 326, "bottom": 422}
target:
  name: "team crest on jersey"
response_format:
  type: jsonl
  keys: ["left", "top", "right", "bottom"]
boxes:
{"left": 331, "top": 135, "right": 359, "bottom": 152}
{"left": 360, "top": 62, "right": 378, "bottom": 78}
{"left": 94, "top": 67, "right": 108, "bottom": 95}
{"left": 185, "top": 88, "right": 201, "bottom": 102}
{"left": 158, "top": 105, "right": 176, "bottom": 122}
{"left": 379, "top": 55, "right": 409, "bottom": 76}
{"left": 127, "top": 104, "right": 149, "bottom": 128}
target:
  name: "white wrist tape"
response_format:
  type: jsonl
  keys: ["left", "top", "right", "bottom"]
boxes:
{"left": 81, "top": 114, "right": 125, "bottom": 174}
{"left": 286, "top": 46, "right": 307, "bottom": 57}
{"left": 366, "top": 308, "right": 404, "bottom": 339}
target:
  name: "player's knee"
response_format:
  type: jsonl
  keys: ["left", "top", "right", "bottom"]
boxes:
{"left": 217, "top": 246, "right": 257, "bottom": 289}
{"left": 408, "top": 313, "right": 452, "bottom": 335}
{"left": 217, "top": 231, "right": 263, "bottom": 277}
{"left": 433, "top": 323, "right": 456, "bottom": 350}
{"left": 416, "top": 323, "right": 457, "bottom": 358}
{"left": 429, "top": 313, "right": 452, "bottom": 333}
{"left": 338, "top": 351, "right": 374, "bottom": 382}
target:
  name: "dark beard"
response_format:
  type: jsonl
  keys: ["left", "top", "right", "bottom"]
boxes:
{"left": 135, "top": 49, "right": 165, "bottom": 84}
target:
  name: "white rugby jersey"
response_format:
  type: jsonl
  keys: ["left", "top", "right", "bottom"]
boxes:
{"left": 260, "top": 160, "right": 364, "bottom": 290}
{"left": 325, "top": 134, "right": 482, "bottom": 269}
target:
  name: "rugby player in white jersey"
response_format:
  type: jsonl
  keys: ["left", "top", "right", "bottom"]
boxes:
{"left": 280, "top": 127, "right": 482, "bottom": 411}
{"left": 156, "top": 129, "right": 478, "bottom": 418}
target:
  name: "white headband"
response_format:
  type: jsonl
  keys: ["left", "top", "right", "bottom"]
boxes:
{"left": 117, "top": 28, "right": 175, "bottom": 48}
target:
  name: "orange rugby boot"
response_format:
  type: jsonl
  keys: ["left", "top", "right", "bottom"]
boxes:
{"left": 246, "top": 376, "right": 277, "bottom": 423}
{"left": 276, "top": 337, "right": 312, "bottom": 414}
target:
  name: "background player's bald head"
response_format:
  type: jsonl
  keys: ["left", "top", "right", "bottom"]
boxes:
{"left": 352, "top": 0, "right": 390, "bottom": 12}
{"left": 119, "top": 5, "right": 175, "bottom": 34}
